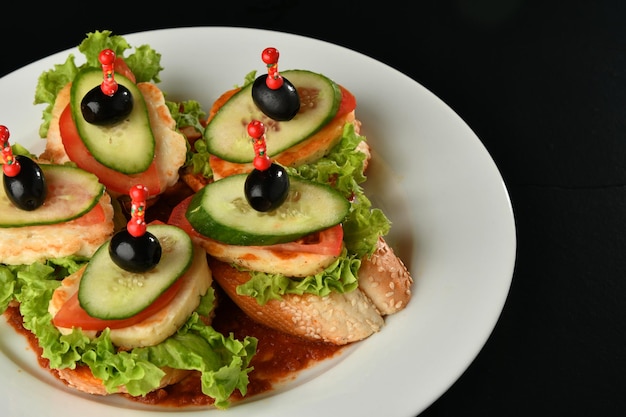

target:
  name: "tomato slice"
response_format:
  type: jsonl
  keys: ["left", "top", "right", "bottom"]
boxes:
{"left": 168, "top": 195, "right": 344, "bottom": 256}
{"left": 207, "top": 88, "right": 240, "bottom": 122}
{"left": 335, "top": 85, "right": 356, "bottom": 118}
{"left": 52, "top": 275, "right": 184, "bottom": 330}
{"left": 59, "top": 104, "right": 162, "bottom": 196}
{"left": 114, "top": 57, "right": 136, "bottom": 83}
{"left": 266, "top": 223, "right": 344, "bottom": 255}
{"left": 71, "top": 201, "right": 106, "bottom": 226}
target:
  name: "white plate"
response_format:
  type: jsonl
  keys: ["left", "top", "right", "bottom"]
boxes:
{"left": 0, "top": 27, "right": 515, "bottom": 417}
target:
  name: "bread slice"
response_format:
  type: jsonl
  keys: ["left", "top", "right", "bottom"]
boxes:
{"left": 357, "top": 237, "right": 413, "bottom": 315}
{"left": 205, "top": 235, "right": 413, "bottom": 344}
{"left": 54, "top": 365, "right": 190, "bottom": 396}
{"left": 48, "top": 244, "right": 212, "bottom": 395}
{"left": 208, "top": 257, "right": 384, "bottom": 345}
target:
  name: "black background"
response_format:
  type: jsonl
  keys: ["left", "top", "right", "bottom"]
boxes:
{"left": 2, "top": 1, "right": 625, "bottom": 415}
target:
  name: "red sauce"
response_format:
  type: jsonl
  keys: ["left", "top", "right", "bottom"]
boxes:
{"left": 3, "top": 286, "right": 345, "bottom": 408}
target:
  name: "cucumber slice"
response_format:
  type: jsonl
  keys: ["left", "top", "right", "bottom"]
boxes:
{"left": 0, "top": 164, "right": 104, "bottom": 228}
{"left": 185, "top": 173, "right": 349, "bottom": 246}
{"left": 205, "top": 70, "right": 342, "bottom": 163}
{"left": 78, "top": 224, "right": 194, "bottom": 320}
{"left": 70, "top": 68, "right": 155, "bottom": 174}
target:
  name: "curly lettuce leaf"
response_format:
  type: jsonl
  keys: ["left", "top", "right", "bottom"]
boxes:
{"left": 167, "top": 99, "right": 206, "bottom": 135}
{"left": 2, "top": 258, "right": 256, "bottom": 409}
{"left": 76, "top": 30, "right": 162, "bottom": 83}
{"left": 233, "top": 123, "right": 391, "bottom": 304}
{"left": 33, "top": 55, "right": 79, "bottom": 138}
{"left": 34, "top": 30, "right": 163, "bottom": 138}
{"left": 289, "top": 122, "right": 391, "bottom": 257}
{"left": 0, "top": 267, "right": 16, "bottom": 312}
{"left": 236, "top": 248, "right": 361, "bottom": 305}
{"left": 166, "top": 99, "right": 213, "bottom": 178}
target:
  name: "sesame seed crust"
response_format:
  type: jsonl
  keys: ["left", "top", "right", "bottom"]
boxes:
{"left": 357, "top": 237, "right": 413, "bottom": 315}
{"left": 208, "top": 257, "right": 385, "bottom": 345}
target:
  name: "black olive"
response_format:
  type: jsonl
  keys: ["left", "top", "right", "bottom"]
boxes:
{"left": 109, "top": 229, "right": 162, "bottom": 273}
{"left": 3, "top": 155, "right": 47, "bottom": 211}
{"left": 81, "top": 84, "right": 134, "bottom": 126}
{"left": 251, "top": 74, "right": 300, "bottom": 121}
{"left": 244, "top": 163, "right": 290, "bottom": 212}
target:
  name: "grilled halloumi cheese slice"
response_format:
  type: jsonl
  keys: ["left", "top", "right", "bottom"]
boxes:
{"left": 0, "top": 193, "right": 114, "bottom": 265}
